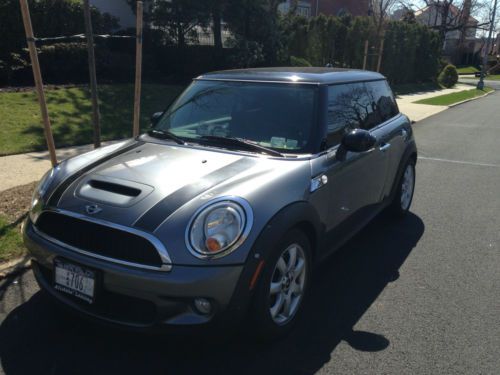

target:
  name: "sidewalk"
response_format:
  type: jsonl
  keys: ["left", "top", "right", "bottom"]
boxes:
{"left": 0, "top": 83, "right": 481, "bottom": 192}
{"left": 396, "top": 83, "right": 473, "bottom": 122}
{"left": 0, "top": 141, "right": 120, "bottom": 192}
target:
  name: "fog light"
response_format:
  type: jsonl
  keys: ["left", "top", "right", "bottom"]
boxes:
{"left": 194, "top": 298, "right": 212, "bottom": 315}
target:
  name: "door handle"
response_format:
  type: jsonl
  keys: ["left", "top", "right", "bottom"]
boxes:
{"left": 379, "top": 143, "right": 391, "bottom": 152}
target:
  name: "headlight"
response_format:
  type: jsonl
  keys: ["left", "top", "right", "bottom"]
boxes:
{"left": 30, "top": 167, "right": 58, "bottom": 223}
{"left": 186, "top": 198, "right": 253, "bottom": 259}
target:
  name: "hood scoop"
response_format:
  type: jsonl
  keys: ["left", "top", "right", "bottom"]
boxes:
{"left": 89, "top": 180, "right": 141, "bottom": 197}
{"left": 76, "top": 175, "right": 154, "bottom": 207}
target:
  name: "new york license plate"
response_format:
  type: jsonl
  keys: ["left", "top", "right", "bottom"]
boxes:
{"left": 54, "top": 259, "right": 96, "bottom": 304}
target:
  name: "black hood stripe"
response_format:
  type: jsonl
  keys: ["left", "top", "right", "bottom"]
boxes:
{"left": 134, "top": 157, "right": 257, "bottom": 232}
{"left": 47, "top": 141, "right": 145, "bottom": 207}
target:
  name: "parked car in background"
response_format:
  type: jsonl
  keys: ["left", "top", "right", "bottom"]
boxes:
{"left": 24, "top": 67, "right": 416, "bottom": 338}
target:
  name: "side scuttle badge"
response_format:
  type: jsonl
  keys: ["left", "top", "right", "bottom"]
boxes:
{"left": 310, "top": 174, "right": 328, "bottom": 193}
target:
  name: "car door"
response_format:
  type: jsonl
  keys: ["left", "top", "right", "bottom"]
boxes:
{"left": 313, "top": 82, "right": 390, "bottom": 238}
{"left": 363, "top": 80, "right": 409, "bottom": 200}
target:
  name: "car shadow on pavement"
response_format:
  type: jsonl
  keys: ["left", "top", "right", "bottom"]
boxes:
{"left": 0, "top": 212, "right": 424, "bottom": 375}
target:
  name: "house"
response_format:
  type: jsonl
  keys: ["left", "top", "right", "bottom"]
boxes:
{"left": 90, "top": 0, "right": 136, "bottom": 29}
{"left": 412, "top": 2, "right": 479, "bottom": 62}
{"left": 278, "top": 0, "right": 370, "bottom": 18}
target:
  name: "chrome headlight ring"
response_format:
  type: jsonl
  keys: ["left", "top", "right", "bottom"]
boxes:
{"left": 29, "top": 167, "right": 59, "bottom": 223}
{"left": 185, "top": 197, "right": 253, "bottom": 259}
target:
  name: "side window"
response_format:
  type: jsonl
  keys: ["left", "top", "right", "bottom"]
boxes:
{"left": 326, "top": 82, "right": 369, "bottom": 146}
{"left": 364, "top": 80, "right": 399, "bottom": 126}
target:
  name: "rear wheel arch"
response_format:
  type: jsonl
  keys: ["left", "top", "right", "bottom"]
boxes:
{"left": 389, "top": 143, "right": 417, "bottom": 199}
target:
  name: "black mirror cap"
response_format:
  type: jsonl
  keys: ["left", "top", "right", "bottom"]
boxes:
{"left": 341, "top": 129, "right": 377, "bottom": 153}
{"left": 150, "top": 112, "right": 164, "bottom": 127}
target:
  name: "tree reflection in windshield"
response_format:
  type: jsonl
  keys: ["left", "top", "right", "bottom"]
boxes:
{"left": 154, "top": 80, "right": 318, "bottom": 153}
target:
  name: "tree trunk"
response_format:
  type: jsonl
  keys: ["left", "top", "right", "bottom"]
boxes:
{"left": 212, "top": 7, "right": 222, "bottom": 49}
{"left": 177, "top": 22, "right": 185, "bottom": 49}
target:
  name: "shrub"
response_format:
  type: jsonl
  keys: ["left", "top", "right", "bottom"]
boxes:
{"left": 227, "top": 37, "right": 264, "bottom": 68}
{"left": 290, "top": 56, "right": 311, "bottom": 67}
{"left": 0, "top": 0, "right": 119, "bottom": 61}
{"left": 438, "top": 64, "right": 458, "bottom": 88}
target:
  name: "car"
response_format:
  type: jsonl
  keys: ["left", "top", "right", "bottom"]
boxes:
{"left": 24, "top": 67, "right": 417, "bottom": 338}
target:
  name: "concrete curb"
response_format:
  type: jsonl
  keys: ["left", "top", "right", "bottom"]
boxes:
{"left": 0, "top": 256, "right": 31, "bottom": 280}
{"left": 448, "top": 89, "right": 495, "bottom": 108}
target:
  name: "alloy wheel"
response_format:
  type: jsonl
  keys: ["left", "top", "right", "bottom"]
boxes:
{"left": 400, "top": 164, "right": 415, "bottom": 210}
{"left": 268, "top": 243, "right": 307, "bottom": 325}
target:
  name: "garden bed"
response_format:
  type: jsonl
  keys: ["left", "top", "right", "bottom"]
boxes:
{"left": 0, "top": 182, "right": 36, "bottom": 263}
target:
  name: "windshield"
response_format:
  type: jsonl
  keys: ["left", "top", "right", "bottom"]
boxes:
{"left": 154, "top": 80, "right": 318, "bottom": 153}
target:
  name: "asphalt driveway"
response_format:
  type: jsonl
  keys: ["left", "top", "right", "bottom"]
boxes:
{"left": 1, "top": 90, "right": 499, "bottom": 375}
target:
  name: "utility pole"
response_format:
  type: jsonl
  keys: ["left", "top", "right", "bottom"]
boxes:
{"left": 478, "top": 0, "right": 498, "bottom": 89}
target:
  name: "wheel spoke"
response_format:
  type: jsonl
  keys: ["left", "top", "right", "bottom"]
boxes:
{"left": 295, "top": 258, "right": 305, "bottom": 276}
{"left": 270, "top": 293, "right": 284, "bottom": 318}
{"left": 270, "top": 281, "right": 281, "bottom": 295}
{"left": 277, "top": 257, "right": 287, "bottom": 274}
{"left": 287, "top": 246, "right": 297, "bottom": 271}
{"left": 282, "top": 294, "right": 292, "bottom": 317}
{"left": 291, "top": 280, "right": 302, "bottom": 295}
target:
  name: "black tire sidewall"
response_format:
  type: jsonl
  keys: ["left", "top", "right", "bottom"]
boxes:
{"left": 249, "top": 229, "right": 312, "bottom": 339}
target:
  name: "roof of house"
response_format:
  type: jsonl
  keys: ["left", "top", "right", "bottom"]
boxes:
{"left": 415, "top": 3, "right": 478, "bottom": 24}
{"left": 196, "top": 67, "right": 385, "bottom": 85}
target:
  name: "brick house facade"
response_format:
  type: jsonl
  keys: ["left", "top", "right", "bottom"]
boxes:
{"left": 279, "top": 0, "right": 370, "bottom": 17}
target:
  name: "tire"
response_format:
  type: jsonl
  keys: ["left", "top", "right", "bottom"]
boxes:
{"left": 389, "top": 159, "right": 416, "bottom": 216}
{"left": 249, "top": 229, "right": 312, "bottom": 340}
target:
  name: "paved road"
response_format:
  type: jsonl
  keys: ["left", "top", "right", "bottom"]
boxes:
{"left": 1, "top": 91, "right": 499, "bottom": 375}
{"left": 459, "top": 77, "right": 500, "bottom": 90}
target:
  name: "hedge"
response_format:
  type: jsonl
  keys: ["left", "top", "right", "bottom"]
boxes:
{"left": 283, "top": 15, "right": 442, "bottom": 84}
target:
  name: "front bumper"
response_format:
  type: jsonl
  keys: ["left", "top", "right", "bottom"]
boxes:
{"left": 24, "top": 219, "right": 246, "bottom": 330}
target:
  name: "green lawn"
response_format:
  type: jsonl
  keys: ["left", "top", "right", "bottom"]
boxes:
{"left": 0, "top": 216, "right": 25, "bottom": 263}
{"left": 456, "top": 66, "right": 479, "bottom": 74}
{"left": 486, "top": 74, "right": 500, "bottom": 81}
{"left": 414, "top": 87, "right": 493, "bottom": 106}
{"left": 0, "top": 84, "right": 185, "bottom": 156}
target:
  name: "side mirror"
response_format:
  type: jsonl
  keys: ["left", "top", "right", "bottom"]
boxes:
{"left": 336, "top": 129, "right": 376, "bottom": 160}
{"left": 150, "top": 111, "right": 163, "bottom": 127}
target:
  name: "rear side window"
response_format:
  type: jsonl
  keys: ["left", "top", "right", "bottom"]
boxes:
{"left": 326, "top": 80, "right": 399, "bottom": 147}
{"left": 364, "top": 80, "right": 399, "bottom": 125}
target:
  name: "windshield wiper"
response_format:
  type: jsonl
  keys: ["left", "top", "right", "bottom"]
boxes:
{"left": 147, "top": 129, "right": 185, "bottom": 145}
{"left": 198, "top": 135, "right": 284, "bottom": 157}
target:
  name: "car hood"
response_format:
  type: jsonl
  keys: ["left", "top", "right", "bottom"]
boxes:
{"left": 54, "top": 140, "right": 301, "bottom": 228}
{"left": 45, "top": 139, "right": 313, "bottom": 266}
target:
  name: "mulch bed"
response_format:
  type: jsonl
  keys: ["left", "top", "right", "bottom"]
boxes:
{"left": 0, "top": 182, "right": 37, "bottom": 223}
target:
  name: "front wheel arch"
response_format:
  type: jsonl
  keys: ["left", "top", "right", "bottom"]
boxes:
{"left": 221, "top": 202, "right": 322, "bottom": 325}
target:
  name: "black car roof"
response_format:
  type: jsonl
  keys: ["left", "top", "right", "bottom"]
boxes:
{"left": 196, "top": 67, "right": 385, "bottom": 85}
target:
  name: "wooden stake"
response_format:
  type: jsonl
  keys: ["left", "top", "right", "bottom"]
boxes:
{"left": 83, "top": 0, "right": 101, "bottom": 148}
{"left": 376, "top": 37, "right": 385, "bottom": 73}
{"left": 363, "top": 40, "right": 369, "bottom": 70}
{"left": 133, "top": 1, "right": 143, "bottom": 138}
{"left": 19, "top": 0, "right": 57, "bottom": 166}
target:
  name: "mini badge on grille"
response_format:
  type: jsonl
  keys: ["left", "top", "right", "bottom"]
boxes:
{"left": 85, "top": 204, "right": 102, "bottom": 215}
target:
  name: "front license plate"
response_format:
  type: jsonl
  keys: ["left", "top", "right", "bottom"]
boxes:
{"left": 54, "top": 259, "right": 96, "bottom": 304}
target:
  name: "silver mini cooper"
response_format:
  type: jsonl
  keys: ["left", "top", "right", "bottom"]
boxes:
{"left": 25, "top": 68, "right": 416, "bottom": 338}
